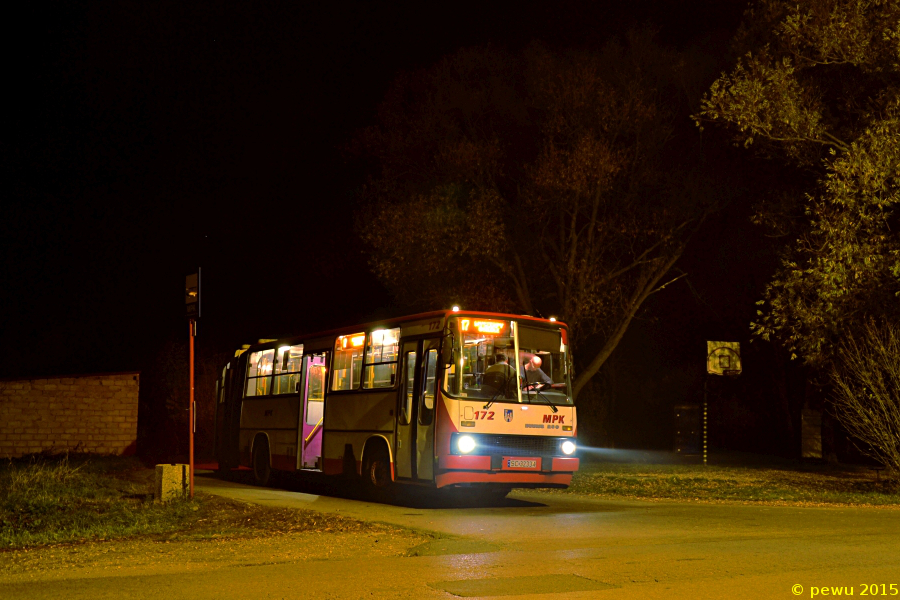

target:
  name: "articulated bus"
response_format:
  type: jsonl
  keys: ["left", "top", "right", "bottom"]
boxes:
{"left": 213, "top": 309, "right": 579, "bottom": 496}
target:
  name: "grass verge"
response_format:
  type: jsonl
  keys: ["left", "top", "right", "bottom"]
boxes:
{"left": 556, "top": 458, "right": 899, "bottom": 506}
{"left": 0, "top": 453, "right": 408, "bottom": 549}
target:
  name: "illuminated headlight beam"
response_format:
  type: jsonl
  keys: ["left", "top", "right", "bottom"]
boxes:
{"left": 457, "top": 435, "right": 476, "bottom": 454}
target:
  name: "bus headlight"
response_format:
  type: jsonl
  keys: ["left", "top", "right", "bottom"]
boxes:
{"left": 561, "top": 440, "right": 576, "bottom": 455}
{"left": 457, "top": 435, "right": 476, "bottom": 454}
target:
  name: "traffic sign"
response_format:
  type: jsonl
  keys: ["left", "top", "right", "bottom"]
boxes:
{"left": 185, "top": 270, "right": 200, "bottom": 319}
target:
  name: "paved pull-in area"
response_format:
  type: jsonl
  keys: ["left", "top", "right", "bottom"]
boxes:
{"left": 2, "top": 473, "right": 898, "bottom": 599}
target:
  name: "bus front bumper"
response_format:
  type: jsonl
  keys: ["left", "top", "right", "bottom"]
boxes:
{"left": 435, "top": 455, "right": 579, "bottom": 489}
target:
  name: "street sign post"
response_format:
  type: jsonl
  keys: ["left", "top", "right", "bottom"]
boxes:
{"left": 184, "top": 270, "right": 201, "bottom": 498}
{"left": 703, "top": 341, "right": 741, "bottom": 466}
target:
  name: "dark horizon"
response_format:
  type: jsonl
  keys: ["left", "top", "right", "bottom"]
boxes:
{"left": 4, "top": 1, "right": 751, "bottom": 380}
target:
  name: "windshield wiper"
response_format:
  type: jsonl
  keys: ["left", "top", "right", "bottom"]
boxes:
{"left": 522, "top": 382, "right": 558, "bottom": 413}
{"left": 483, "top": 392, "right": 501, "bottom": 411}
{"left": 483, "top": 373, "right": 516, "bottom": 410}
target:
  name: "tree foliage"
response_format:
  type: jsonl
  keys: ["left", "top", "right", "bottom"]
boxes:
{"left": 697, "top": 0, "right": 900, "bottom": 366}
{"left": 354, "top": 33, "right": 719, "bottom": 398}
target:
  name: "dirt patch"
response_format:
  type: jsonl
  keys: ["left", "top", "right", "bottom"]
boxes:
{"left": 0, "top": 526, "right": 429, "bottom": 584}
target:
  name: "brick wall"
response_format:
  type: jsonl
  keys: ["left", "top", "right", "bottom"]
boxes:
{"left": 0, "top": 372, "right": 140, "bottom": 458}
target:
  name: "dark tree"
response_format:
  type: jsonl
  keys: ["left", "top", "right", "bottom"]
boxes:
{"left": 354, "top": 33, "right": 724, "bottom": 398}
{"left": 697, "top": 0, "right": 900, "bottom": 366}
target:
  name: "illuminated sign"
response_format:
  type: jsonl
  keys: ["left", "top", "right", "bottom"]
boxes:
{"left": 339, "top": 333, "right": 366, "bottom": 349}
{"left": 459, "top": 319, "right": 506, "bottom": 335}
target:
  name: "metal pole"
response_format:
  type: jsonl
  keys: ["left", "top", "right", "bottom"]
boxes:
{"left": 189, "top": 318, "right": 195, "bottom": 498}
{"left": 703, "top": 378, "right": 709, "bottom": 466}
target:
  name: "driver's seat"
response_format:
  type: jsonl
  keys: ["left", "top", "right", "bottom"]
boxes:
{"left": 482, "top": 367, "right": 515, "bottom": 398}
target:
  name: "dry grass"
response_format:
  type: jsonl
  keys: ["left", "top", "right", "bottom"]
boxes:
{"left": 0, "top": 453, "right": 412, "bottom": 549}
{"left": 558, "top": 458, "right": 899, "bottom": 506}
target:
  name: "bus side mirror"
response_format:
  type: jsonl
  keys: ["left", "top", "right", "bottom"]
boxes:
{"left": 443, "top": 326, "right": 456, "bottom": 367}
{"left": 443, "top": 344, "right": 456, "bottom": 368}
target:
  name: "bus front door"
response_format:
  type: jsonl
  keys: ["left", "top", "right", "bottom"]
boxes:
{"left": 299, "top": 352, "right": 328, "bottom": 470}
{"left": 396, "top": 339, "right": 439, "bottom": 481}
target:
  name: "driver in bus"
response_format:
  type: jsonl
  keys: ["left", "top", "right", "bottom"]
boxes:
{"left": 522, "top": 354, "right": 552, "bottom": 387}
{"left": 483, "top": 353, "right": 516, "bottom": 397}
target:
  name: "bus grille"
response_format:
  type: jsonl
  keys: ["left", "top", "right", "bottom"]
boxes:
{"left": 475, "top": 435, "right": 561, "bottom": 456}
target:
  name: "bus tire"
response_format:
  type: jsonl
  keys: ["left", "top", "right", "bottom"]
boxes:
{"left": 252, "top": 436, "right": 271, "bottom": 487}
{"left": 362, "top": 443, "right": 392, "bottom": 496}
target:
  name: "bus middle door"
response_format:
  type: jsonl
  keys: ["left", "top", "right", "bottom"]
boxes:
{"left": 415, "top": 339, "right": 439, "bottom": 481}
{"left": 396, "top": 341, "right": 418, "bottom": 480}
{"left": 396, "top": 339, "right": 438, "bottom": 482}
{"left": 299, "top": 352, "right": 328, "bottom": 470}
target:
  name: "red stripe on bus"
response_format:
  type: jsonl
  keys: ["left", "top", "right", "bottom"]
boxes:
{"left": 439, "top": 455, "right": 491, "bottom": 470}
{"left": 323, "top": 457, "right": 343, "bottom": 475}
{"left": 551, "top": 457, "right": 579, "bottom": 472}
{"left": 271, "top": 454, "right": 296, "bottom": 471}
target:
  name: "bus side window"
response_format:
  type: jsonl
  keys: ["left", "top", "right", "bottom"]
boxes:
{"left": 274, "top": 344, "right": 303, "bottom": 395}
{"left": 333, "top": 333, "right": 364, "bottom": 391}
{"left": 246, "top": 349, "right": 274, "bottom": 397}
{"left": 419, "top": 349, "right": 437, "bottom": 425}
{"left": 363, "top": 327, "right": 400, "bottom": 389}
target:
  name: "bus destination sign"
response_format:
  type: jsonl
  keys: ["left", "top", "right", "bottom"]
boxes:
{"left": 459, "top": 318, "right": 506, "bottom": 335}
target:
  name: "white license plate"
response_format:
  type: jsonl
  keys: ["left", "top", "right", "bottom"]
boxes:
{"left": 506, "top": 459, "right": 537, "bottom": 469}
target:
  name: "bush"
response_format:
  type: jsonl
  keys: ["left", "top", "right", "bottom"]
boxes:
{"left": 0, "top": 453, "right": 193, "bottom": 548}
{"left": 830, "top": 321, "right": 900, "bottom": 474}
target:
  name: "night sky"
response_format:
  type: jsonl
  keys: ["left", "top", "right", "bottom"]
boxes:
{"left": 3, "top": 1, "right": 755, "bottom": 388}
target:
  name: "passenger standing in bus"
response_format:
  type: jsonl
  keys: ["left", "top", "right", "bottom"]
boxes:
{"left": 523, "top": 355, "right": 552, "bottom": 386}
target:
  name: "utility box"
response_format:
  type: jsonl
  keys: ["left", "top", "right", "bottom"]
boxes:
{"left": 801, "top": 409, "right": 823, "bottom": 460}
{"left": 674, "top": 404, "right": 701, "bottom": 455}
{"left": 155, "top": 464, "right": 189, "bottom": 502}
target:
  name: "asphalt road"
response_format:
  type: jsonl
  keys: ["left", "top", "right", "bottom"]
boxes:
{"left": 4, "top": 473, "right": 899, "bottom": 599}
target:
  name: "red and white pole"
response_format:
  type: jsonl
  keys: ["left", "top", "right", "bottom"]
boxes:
{"left": 184, "top": 269, "right": 200, "bottom": 499}
{"left": 189, "top": 318, "right": 195, "bottom": 498}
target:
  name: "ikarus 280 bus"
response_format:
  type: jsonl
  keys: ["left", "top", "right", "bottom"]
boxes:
{"left": 214, "top": 309, "right": 578, "bottom": 497}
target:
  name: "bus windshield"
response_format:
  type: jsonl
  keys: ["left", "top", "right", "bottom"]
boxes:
{"left": 442, "top": 317, "right": 573, "bottom": 405}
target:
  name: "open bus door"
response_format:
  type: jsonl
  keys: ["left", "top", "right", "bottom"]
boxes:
{"left": 215, "top": 360, "right": 241, "bottom": 470}
{"left": 213, "top": 364, "right": 228, "bottom": 467}
{"left": 299, "top": 351, "right": 328, "bottom": 470}
{"left": 396, "top": 338, "right": 439, "bottom": 481}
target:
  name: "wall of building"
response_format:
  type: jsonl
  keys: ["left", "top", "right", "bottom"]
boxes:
{"left": 0, "top": 372, "right": 139, "bottom": 458}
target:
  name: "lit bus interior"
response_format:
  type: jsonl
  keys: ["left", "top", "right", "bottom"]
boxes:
{"left": 332, "top": 328, "right": 400, "bottom": 391}
{"left": 443, "top": 317, "right": 572, "bottom": 404}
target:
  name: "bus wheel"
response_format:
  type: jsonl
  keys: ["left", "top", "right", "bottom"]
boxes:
{"left": 252, "top": 437, "right": 271, "bottom": 487}
{"left": 363, "top": 445, "right": 392, "bottom": 496}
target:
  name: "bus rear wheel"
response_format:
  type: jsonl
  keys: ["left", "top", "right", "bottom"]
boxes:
{"left": 362, "top": 445, "right": 393, "bottom": 498}
{"left": 252, "top": 437, "right": 271, "bottom": 487}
